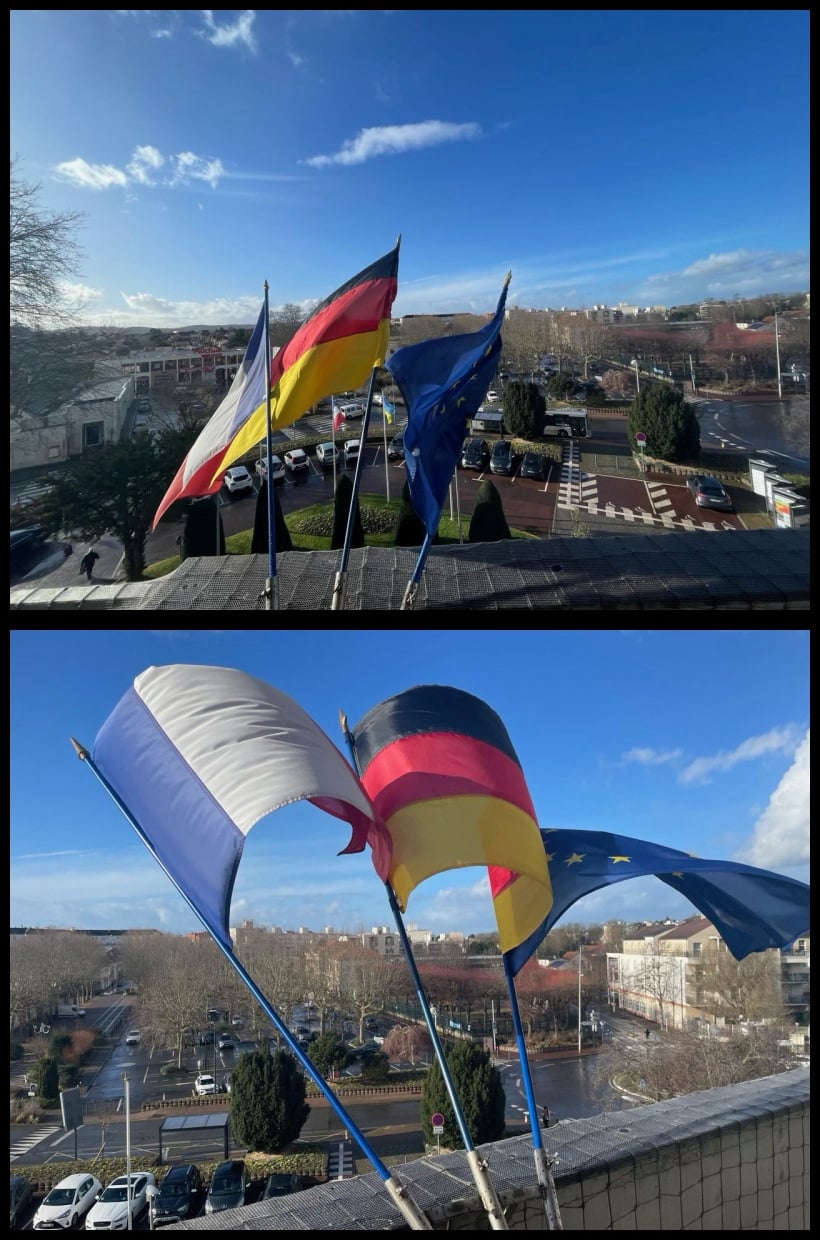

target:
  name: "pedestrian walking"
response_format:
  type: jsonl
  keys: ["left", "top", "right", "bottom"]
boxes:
{"left": 79, "top": 547, "right": 100, "bottom": 581}
{"left": 63, "top": 542, "right": 73, "bottom": 560}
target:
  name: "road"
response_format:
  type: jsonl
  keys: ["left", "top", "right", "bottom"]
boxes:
{"left": 693, "top": 393, "right": 809, "bottom": 469}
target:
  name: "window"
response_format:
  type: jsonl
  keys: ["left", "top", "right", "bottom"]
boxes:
{"left": 691, "top": 942, "right": 702, "bottom": 957}
{"left": 83, "top": 421, "right": 104, "bottom": 449}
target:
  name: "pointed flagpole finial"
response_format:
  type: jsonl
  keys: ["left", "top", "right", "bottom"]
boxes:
{"left": 504, "top": 271, "right": 512, "bottom": 288}
{"left": 338, "top": 708, "right": 348, "bottom": 734}
{"left": 70, "top": 737, "right": 89, "bottom": 760}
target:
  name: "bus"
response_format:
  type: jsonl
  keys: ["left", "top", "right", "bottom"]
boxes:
{"left": 542, "top": 409, "right": 590, "bottom": 438}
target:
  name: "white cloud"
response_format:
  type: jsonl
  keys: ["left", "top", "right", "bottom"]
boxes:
{"left": 621, "top": 746, "right": 683, "bottom": 766}
{"left": 53, "top": 158, "right": 129, "bottom": 191}
{"left": 303, "top": 121, "right": 482, "bottom": 169}
{"left": 733, "top": 729, "right": 810, "bottom": 870}
{"left": 169, "top": 152, "right": 225, "bottom": 189}
{"left": 126, "top": 145, "right": 164, "bottom": 185}
{"left": 199, "top": 9, "right": 257, "bottom": 54}
{"left": 677, "top": 725, "right": 802, "bottom": 785}
{"left": 639, "top": 249, "right": 810, "bottom": 302}
{"left": 52, "top": 146, "right": 225, "bottom": 192}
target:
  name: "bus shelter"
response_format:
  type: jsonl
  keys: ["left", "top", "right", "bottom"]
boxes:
{"left": 158, "top": 1112, "right": 231, "bottom": 1166}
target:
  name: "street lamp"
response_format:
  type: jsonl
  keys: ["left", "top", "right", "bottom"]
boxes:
{"left": 121, "top": 1072, "right": 132, "bottom": 1231}
{"left": 632, "top": 359, "right": 641, "bottom": 394}
{"left": 577, "top": 943, "right": 584, "bottom": 1054}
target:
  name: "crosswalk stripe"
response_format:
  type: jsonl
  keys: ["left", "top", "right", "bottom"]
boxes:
{"left": 10, "top": 1125, "right": 62, "bottom": 1161}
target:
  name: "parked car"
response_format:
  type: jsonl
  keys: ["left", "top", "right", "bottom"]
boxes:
{"left": 137, "top": 398, "right": 152, "bottom": 413}
{"left": 194, "top": 1073, "right": 218, "bottom": 1096}
{"left": 343, "top": 439, "right": 360, "bottom": 465}
{"left": 205, "top": 1161, "right": 248, "bottom": 1215}
{"left": 84, "top": 1173, "right": 155, "bottom": 1230}
{"left": 520, "top": 451, "right": 546, "bottom": 480}
{"left": 461, "top": 438, "right": 490, "bottom": 470}
{"left": 217, "top": 1033, "right": 236, "bottom": 1051}
{"left": 686, "top": 474, "right": 734, "bottom": 512}
{"left": 315, "top": 441, "right": 340, "bottom": 468}
{"left": 150, "top": 1165, "right": 203, "bottom": 1224}
{"left": 10, "top": 1174, "right": 33, "bottom": 1228}
{"left": 221, "top": 465, "right": 254, "bottom": 495}
{"left": 231, "top": 1014, "right": 243, "bottom": 1027}
{"left": 490, "top": 439, "right": 513, "bottom": 475}
{"left": 255, "top": 455, "right": 285, "bottom": 483}
{"left": 34, "top": 1173, "right": 102, "bottom": 1231}
{"left": 334, "top": 401, "right": 366, "bottom": 420}
{"left": 125, "top": 1029, "right": 140, "bottom": 1046}
{"left": 262, "top": 1172, "right": 307, "bottom": 1198}
{"left": 485, "top": 389, "right": 499, "bottom": 402}
{"left": 283, "top": 448, "right": 309, "bottom": 472}
{"left": 387, "top": 432, "right": 405, "bottom": 460}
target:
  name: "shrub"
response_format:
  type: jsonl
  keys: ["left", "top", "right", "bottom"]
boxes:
{"left": 330, "top": 473, "right": 365, "bottom": 551}
{"left": 180, "top": 496, "right": 226, "bottom": 557}
{"left": 251, "top": 480, "right": 293, "bottom": 553}
{"left": 468, "top": 480, "right": 512, "bottom": 542}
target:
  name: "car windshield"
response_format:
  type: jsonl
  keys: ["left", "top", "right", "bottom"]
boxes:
{"left": 159, "top": 1184, "right": 186, "bottom": 1199}
{"left": 212, "top": 1176, "right": 242, "bottom": 1195}
{"left": 700, "top": 481, "right": 723, "bottom": 493}
{"left": 44, "top": 1189, "right": 76, "bottom": 1205}
{"left": 100, "top": 1187, "right": 130, "bottom": 1202}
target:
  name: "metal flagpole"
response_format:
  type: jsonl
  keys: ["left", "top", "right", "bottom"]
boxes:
{"left": 400, "top": 532, "right": 433, "bottom": 611}
{"left": 331, "top": 368, "right": 379, "bottom": 611}
{"left": 502, "top": 957, "right": 563, "bottom": 1229}
{"left": 330, "top": 395, "right": 338, "bottom": 492}
{"left": 339, "top": 713, "right": 510, "bottom": 1231}
{"left": 261, "top": 283, "right": 279, "bottom": 610}
{"left": 70, "top": 738, "right": 433, "bottom": 1232}
{"left": 382, "top": 400, "right": 391, "bottom": 503}
{"left": 455, "top": 470, "right": 463, "bottom": 544}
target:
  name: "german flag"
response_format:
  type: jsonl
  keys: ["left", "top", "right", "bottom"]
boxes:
{"left": 213, "top": 241, "right": 400, "bottom": 475}
{"left": 351, "top": 685, "right": 551, "bottom": 951}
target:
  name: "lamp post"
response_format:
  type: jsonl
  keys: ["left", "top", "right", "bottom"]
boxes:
{"left": 633, "top": 360, "right": 641, "bottom": 394}
{"left": 577, "top": 943, "right": 584, "bottom": 1054}
{"left": 121, "top": 1071, "right": 132, "bottom": 1231}
{"left": 775, "top": 312, "right": 782, "bottom": 399}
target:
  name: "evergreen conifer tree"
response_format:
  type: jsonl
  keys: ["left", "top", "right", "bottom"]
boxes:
{"left": 251, "top": 480, "right": 293, "bottom": 553}
{"left": 420, "top": 1040, "right": 506, "bottom": 1148}
{"left": 330, "top": 472, "right": 365, "bottom": 550}
{"left": 180, "top": 496, "right": 226, "bottom": 558}
{"left": 231, "top": 1049, "right": 309, "bottom": 1154}
{"left": 467, "top": 479, "right": 512, "bottom": 542}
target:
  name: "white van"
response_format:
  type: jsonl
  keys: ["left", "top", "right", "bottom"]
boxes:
{"left": 336, "top": 401, "right": 366, "bottom": 420}
{"left": 343, "top": 439, "right": 360, "bottom": 465}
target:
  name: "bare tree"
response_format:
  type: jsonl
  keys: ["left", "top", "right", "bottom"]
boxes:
{"left": 10, "top": 161, "right": 86, "bottom": 328}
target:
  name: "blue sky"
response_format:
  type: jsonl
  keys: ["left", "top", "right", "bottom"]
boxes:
{"left": 10, "top": 631, "right": 809, "bottom": 943}
{"left": 10, "top": 10, "right": 809, "bottom": 329}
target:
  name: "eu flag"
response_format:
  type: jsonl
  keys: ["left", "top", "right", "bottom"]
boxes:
{"left": 385, "top": 274, "right": 510, "bottom": 538}
{"left": 492, "top": 828, "right": 810, "bottom": 975}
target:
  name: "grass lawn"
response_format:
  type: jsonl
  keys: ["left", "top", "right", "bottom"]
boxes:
{"left": 143, "top": 493, "right": 537, "bottom": 580}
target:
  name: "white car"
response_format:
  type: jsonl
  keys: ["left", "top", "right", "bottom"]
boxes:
{"left": 343, "top": 439, "right": 360, "bottom": 465}
{"left": 34, "top": 1173, "right": 102, "bottom": 1230}
{"left": 315, "top": 442, "right": 340, "bottom": 468}
{"left": 194, "top": 1073, "right": 218, "bottom": 1096}
{"left": 284, "top": 448, "right": 309, "bottom": 472}
{"left": 255, "top": 455, "right": 285, "bottom": 483}
{"left": 125, "top": 1029, "right": 140, "bottom": 1045}
{"left": 485, "top": 389, "right": 499, "bottom": 402}
{"left": 85, "top": 1173, "right": 155, "bottom": 1231}
{"left": 221, "top": 465, "right": 254, "bottom": 494}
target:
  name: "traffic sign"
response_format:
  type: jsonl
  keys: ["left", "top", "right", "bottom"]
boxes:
{"left": 635, "top": 432, "right": 647, "bottom": 444}
{"left": 431, "top": 1112, "right": 445, "bottom": 1129}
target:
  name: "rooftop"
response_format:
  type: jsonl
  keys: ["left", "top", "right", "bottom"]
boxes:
{"left": 9, "top": 530, "right": 810, "bottom": 611}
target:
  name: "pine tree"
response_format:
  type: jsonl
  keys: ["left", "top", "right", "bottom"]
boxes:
{"left": 420, "top": 1040, "right": 506, "bottom": 1149}
{"left": 251, "top": 480, "right": 293, "bottom": 553}
{"left": 467, "top": 479, "right": 512, "bottom": 542}
{"left": 230, "top": 1049, "right": 309, "bottom": 1154}
{"left": 331, "top": 472, "right": 365, "bottom": 550}
{"left": 394, "top": 479, "right": 440, "bottom": 546}
{"left": 180, "top": 496, "right": 226, "bottom": 557}
{"left": 627, "top": 386, "right": 700, "bottom": 462}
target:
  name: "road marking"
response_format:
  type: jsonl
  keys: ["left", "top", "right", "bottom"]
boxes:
{"left": 10, "top": 1125, "right": 62, "bottom": 1161}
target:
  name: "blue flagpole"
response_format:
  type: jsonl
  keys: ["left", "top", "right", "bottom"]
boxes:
{"left": 339, "top": 713, "right": 510, "bottom": 1231}
{"left": 400, "top": 532, "right": 433, "bottom": 611}
{"left": 69, "top": 736, "right": 432, "bottom": 1232}
{"left": 502, "top": 956, "right": 563, "bottom": 1229}
{"left": 330, "top": 368, "right": 379, "bottom": 610}
{"left": 262, "top": 283, "right": 279, "bottom": 611}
